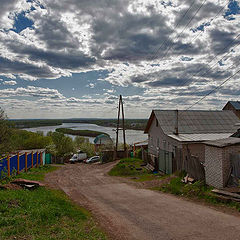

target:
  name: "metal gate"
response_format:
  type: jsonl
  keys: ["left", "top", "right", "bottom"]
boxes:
{"left": 158, "top": 149, "right": 173, "bottom": 174}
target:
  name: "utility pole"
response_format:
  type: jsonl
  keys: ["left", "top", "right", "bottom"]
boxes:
{"left": 115, "top": 95, "right": 126, "bottom": 159}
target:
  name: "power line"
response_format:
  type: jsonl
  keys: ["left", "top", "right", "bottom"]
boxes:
{"left": 185, "top": 67, "right": 240, "bottom": 110}
{"left": 159, "top": 0, "right": 207, "bottom": 61}
{"left": 174, "top": 33, "right": 240, "bottom": 109}
{"left": 190, "top": 1, "right": 229, "bottom": 43}
{"left": 148, "top": 0, "right": 197, "bottom": 61}
{"left": 179, "top": 32, "right": 240, "bottom": 88}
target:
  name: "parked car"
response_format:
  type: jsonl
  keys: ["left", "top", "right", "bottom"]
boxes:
{"left": 69, "top": 150, "right": 87, "bottom": 163}
{"left": 85, "top": 156, "right": 100, "bottom": 164}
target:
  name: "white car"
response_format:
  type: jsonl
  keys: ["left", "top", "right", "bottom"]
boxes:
{"left": 70, "top": 150, "right": 87, "bottom": 163}
{"left": 85, "top": 156, "right": 100, "bottom": 164}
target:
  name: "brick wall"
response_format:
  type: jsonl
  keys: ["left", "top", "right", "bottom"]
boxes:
{"left": 205, "top": 145, "right": 223, "bottom": 188}
{"left": 205, "top": 144, "right": 240, "bottom": 188}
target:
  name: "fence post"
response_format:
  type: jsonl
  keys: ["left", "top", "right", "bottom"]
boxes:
{"left": 17, "top": 152, "right": 20, "bottom": 174}
{"left": 40, "top": 152, "right": 43, "bottom": 165}
{"left": 36, "top": 152, "right": 38, "bottom": 167}
{"left": 31, "top": 151, "right": 33, "bottom": 168}
{"left": 7, "top": 155, "right": 10, "bottom": 177}
{"left": 25, "top": 152, "right": 27, "bottom": 172}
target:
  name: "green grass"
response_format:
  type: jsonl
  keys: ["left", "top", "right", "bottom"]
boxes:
{"left": 133, "top": 173, "right": 169, "bottom": 182}
{"left": 108, "top": 158, "right": 149, "bottom": 177}
{"left": 153, "top": 176, "right": 240, "bottom": 212}
{"left": 0, "top": 165, "right": 107, "bottom": 240}
{"left": 0, "top": 165, "right": 59, "bottom": 184}
{"left": 0, "top": 188, "right": 106, "bottom": 240}
{"left": 56, "top": 128, "right": 109, "bottom": 137}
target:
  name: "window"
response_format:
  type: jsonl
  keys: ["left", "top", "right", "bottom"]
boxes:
{"left": 156, "top": 118, "right": 158, "bottom": 127}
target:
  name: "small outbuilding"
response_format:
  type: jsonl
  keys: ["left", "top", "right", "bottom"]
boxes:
{"left": 204, "top": 137, "right": 240, "bottom": 189}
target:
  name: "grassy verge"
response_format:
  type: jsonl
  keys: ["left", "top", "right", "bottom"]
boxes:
{"left": 56, "top": 128, "right": 109, "bottom": 137}
{"left": 108, "top": 158, "right": 150, "bottom": 177}
{"left": 0, "top": 165, "right": 59, "bottom": 184}
{"left": 0, "top": 165, "right": 107, "bottom": 240}
{"left": 152, "top": 176, "right": 240, "bottom": 212}
{"left": 109, "top": 160, "right": 240, "bottom": 212}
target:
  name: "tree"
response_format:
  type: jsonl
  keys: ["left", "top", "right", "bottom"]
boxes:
{"left": 78, "top": 142, "right": 95, "bottom": 157}
{"left": 51, "top": 132, "right": 75, "bottom": 159}
{"left": 0, "top": 108, "right": 12, "bottom": 156}
{"left": 74, "top": 136, "right": 88, "bottom": 148}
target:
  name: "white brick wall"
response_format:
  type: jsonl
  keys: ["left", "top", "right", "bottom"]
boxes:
{"left": 205, "top": 145, "right": 224, "bottom": 188}
{"left": 205, "top": 144, "right": 240, "bottom": 188}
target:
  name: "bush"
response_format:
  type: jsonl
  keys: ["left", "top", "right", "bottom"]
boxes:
{"left": 10, "top": 129, "right": 52, "bottom": 151}
{"left": 108, "top": 158, "right": 148, "bottom": 176}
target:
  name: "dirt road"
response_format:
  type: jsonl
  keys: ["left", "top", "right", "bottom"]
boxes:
{"left": 45, "top": 162, "right": 240, "bottom": 240}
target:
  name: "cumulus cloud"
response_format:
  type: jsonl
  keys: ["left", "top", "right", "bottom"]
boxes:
{"left": 0, "top": 0, "right": 239, "bottom": 117}
{"left": 3, "top": 80, "right": 17, "bottom": 85}
{"left": 0, "top": 86, "right": 65, "bottom": 99}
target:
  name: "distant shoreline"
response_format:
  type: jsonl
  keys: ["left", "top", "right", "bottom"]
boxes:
{"left": 11, "top": 119, "right": 147, "bottom": 131}
{"left": 55, "top": 128, "right": 109, "bottom": 137}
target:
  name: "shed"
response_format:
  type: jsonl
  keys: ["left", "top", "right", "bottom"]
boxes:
{"left": 94, "top": 134, "right": 113, "bottom": 145}
{"left": 204, "top": 137, "right": 240, "bottom": 188}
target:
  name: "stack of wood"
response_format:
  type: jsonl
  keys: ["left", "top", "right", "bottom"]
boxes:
{"left": 212, "top": 189, "right": 240, "bottom": 202}
{"left": 181, "top": 174, "right": 195, "bottom": 184}
{"left": 144, "top": 163, "right": 155, "bottom": 172}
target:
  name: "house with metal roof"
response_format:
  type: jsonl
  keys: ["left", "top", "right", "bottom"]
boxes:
{"left": 144, "top": 110, "right": 240, "bottom": 174}
{"left": 223, "top": 101, "right": 240, "bottom": 119}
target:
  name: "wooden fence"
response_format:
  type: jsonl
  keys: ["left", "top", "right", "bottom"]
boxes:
{"left": 175, "top": 147, "right": 205, "bottom": 181}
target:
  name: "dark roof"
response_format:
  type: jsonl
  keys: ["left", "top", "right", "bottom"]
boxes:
{"left": 144, "top": 110, "right": 240, "bottom": 135}
{"left": 229, "top": 101, "right": 240, "bottom": 110}
{"left": 94, "top": 134, "right": 112, "bottom": 144}
{"left": 204, "top": 137, "right": 240, "bottom": 148}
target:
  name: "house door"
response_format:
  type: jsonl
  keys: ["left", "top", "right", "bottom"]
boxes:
{"left": 159, "top": 149, "right": 166, "bottom": 173}
{"left": 154, "top": 156, "right": 159, "bottom": 172}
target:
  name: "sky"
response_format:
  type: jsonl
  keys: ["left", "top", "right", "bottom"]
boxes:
{"left": 0, "top": 0, "right": 239, "bottom": 119}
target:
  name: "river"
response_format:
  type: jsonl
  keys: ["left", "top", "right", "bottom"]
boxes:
{"left": 23, "top": 123, "right": 147, "bottom": 145}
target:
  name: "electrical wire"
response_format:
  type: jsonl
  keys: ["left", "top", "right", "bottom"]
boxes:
{"left": 159, "top": 0, "right": 207, "bottom": 61}
{"left": 185, "top": 67, "right": 240, "bottom": 110}
{"left": 148, "top": 0, "right": 197, "bottom": 61}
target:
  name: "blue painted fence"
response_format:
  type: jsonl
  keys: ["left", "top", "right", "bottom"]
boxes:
{"left": 0, "top": 151, "right": 44, "bottom": 179}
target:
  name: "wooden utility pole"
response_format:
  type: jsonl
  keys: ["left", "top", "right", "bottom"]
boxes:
{"left": 115, "top": 95, "right": 126, "bottom": 158}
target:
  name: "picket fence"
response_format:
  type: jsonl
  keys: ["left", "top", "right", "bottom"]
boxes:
{"left": 0, "top": 151, "right": 44, "bottom": 179}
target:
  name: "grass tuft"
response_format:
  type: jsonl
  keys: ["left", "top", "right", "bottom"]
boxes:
{"left": 108, "top": 158, "right": 149, "bottom": 177}
{"left": 154, "top": 176, "right": 240, "bottom": 212}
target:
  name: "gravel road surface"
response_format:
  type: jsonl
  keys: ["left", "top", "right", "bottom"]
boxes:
{"left": 45, "top": 162, "right": 240, "bottom": 240}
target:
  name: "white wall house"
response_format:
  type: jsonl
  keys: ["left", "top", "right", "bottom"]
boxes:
{"left": 144, "top": 110, "right": 240, "bottom": 174}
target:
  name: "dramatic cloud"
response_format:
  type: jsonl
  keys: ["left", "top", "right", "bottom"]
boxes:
{"left": 0, "top": 0, "right": 240, "bottom": 118}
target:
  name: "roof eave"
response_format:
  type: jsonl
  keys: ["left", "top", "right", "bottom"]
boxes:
{"left": 144, "top": 110, "right": 155, "bottom": 133}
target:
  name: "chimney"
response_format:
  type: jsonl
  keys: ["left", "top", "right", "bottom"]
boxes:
{"left": 174, "top": 109, "right": 179, "bottom": 135}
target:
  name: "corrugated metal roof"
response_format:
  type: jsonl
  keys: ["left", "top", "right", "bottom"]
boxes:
{"left": 154, "top": 110, "right": 240, "bottom": 135}
{"left": 168, "top": 133, "right": 233, "bottom": 142}
{"left": 204, "top": 137, "right": 240, "bottom": 147}
{"left": 230, "top": 101, "right": 240, "bottom": 110}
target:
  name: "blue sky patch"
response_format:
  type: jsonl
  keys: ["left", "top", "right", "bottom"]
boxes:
{"left": 224, "top": 0, "right": 240, "bottom": 20}
{"left": 11, "top": 12, "right": 34, "bottom": 33}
